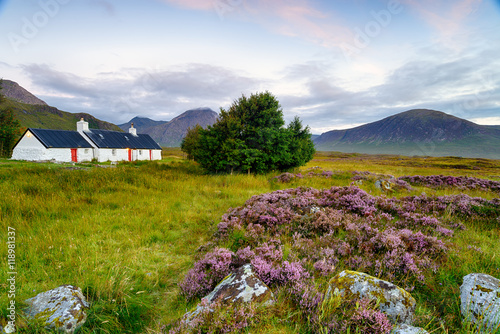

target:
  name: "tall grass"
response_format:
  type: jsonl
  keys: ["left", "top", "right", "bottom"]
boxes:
{"left": 0, "top": 150, "right": 499, "bottom": 333}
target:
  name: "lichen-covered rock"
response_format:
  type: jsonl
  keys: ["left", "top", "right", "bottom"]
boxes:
{"left": 460, "top": 273, "right": 500, "bottom": 332}
{"left": 325, "top": 270, "right": 416, "bottom": 325}
{"left": 24, "top": 285, "right": 89, "bottom": 333}
{"left": 1, "top": 324, "right": 15, "bottom": 334}
{"left": 391, "top": 324, "right": 429, "bottom": 333}
{"left": 184, "top": 264, "right": 274, "bottom": 321}
{"left": 375, "top": 179, "right": 393, "bottom": 192}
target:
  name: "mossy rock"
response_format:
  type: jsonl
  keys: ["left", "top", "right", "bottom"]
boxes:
{"left": 184, "top": 264, "right": 274, "bottom": 322}
{"left": 324, "top": 270, "right": 416, "bottom": 325}
{"left": 24, "top": 285, "right": 89, "bottom": 333}
{"left": 460, "top": 273, "right": 500, "bottom": 332}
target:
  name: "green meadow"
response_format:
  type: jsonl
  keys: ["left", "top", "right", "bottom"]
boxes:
{"left": 1, "top": 149, "right": 499, "bottom": 333}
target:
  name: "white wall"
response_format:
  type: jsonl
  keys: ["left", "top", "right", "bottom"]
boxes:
{"left": 11, "top": 131, "right": 73, "bottom": 162}
{"left": 135, "top": 149, "right": 161, "bottom": 161}
{"left": 97, "top": 148, "right": 129, "bottom": 162}
{"left": 11, "top": 131, "right": 46, "bottom": 161}
{"left": 77, "top": 148, "right": 94, "bottom": 162}
{"left": 151, "top": 150, "right": 162, "bottom": 160}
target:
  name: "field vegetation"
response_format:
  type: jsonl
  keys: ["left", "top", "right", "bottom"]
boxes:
{"left": 0, "top": 149, "right": 499, "bottom": 333}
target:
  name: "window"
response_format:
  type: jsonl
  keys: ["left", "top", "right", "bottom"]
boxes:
{"left": 139, "top": 150, "right": 142, "bottom": 155}
{"left": 84, "top": 149, "right": 89, "bottom": 154}
{"left": 112, "top": 149, "right": 116, "bottom": 156}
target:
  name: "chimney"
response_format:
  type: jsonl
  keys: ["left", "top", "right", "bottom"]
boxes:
{"left": 77, "top": 118, "right": 89, "bottom": 132}
{"left": 129, "top": 123, "right": 137, "bottom": 136}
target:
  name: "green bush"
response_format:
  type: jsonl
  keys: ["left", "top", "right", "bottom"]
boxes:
{"left": 182, "top": 91, "right": 315, "bottom": 174}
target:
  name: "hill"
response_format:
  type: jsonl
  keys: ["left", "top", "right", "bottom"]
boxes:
{"left": 0, "top": 79, "right": 47, "bottom": 105}
{"left": 314, "top": 109, "right": 500, "bottom": 159}
{"left": 0, "top": 80, "right": 121, "bottom": 132}
{"left": 122, "top": 108, "right": 218, "bottom": 147}
{"left": 118, "top": 116, "right": 168, "bottom": 132}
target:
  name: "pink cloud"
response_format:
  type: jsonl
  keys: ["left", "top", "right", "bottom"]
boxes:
{"left": 159, "top": 0, "right": 354, "bottom": 48}
{"left": 160, "top": 0, "right": 213, "bottom": 11}
{"left": 403, "top": 0, "right": 482, "bottom": 47}
{"left": 248, "top": 0, "right": 354, "bottom": 47}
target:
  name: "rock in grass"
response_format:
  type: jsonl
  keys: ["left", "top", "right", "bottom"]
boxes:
{"left": 184, "top": 264, "right": 274, "bottom": 321}
{"left": 24, "top": 285, "right": 89, "bottom": 333}
{"left": 375, "top": 179, "right": 395, "bottom": 192}
{"left": 391, "top": 324, "right": 429, "bottom": 333}
{"left": 460, "top": 273, "right": 500, "bottom": 332}
{"left": 1, "top": 324, "right": 15, "bottom": 334}
{"left": 325, "top": 270, "right": 416, "bottom": 325}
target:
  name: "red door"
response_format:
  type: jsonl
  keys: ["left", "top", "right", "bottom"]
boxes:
{"left": 149, "top": 150, "right": 152, "bottom": 160}
{"left": 71, "top": 149, "right": 77, "bottom": 162}
{"left": 128, "top": 149, "right": 132, "bottom": 162}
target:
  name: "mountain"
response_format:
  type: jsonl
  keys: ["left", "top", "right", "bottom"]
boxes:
{"left": 0, "top": 80, "right": 121, "bottom": 132}
{"left": 314, "top": 109, "right": 500, "bottom": 159}
{"left": 118, "top": 116, "right": 168, "bottom": 132}
{"left": 123, "top": 108, "right": 218, "bottom": 147}
{"left": 0, "top": 79, "right": 48, "bottom": 105}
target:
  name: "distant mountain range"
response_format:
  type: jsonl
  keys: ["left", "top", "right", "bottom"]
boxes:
{"left": 0, "top": 79, "right": 121, "bottom": 132}
{"left": 314, "top": 109, "right": 500, "bottom": 159}
{"left": 0, "top": 80, "right": 218, "bottom": 146}
{"left": 3, "top": 80, "right": 499, "bottom": 158}
{"left": 119, "top": 108, "right": 218, "bottom": 147}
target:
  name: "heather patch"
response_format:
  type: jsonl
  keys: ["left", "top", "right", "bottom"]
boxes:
{"left": 168, "top": 299, "right": 259, "bottom": 334}
{"left": 398, "top": 174, "right": 500, "bottom": 194}
{"left": 319, "top": 297, "right": 394, "bottom": 334}
{"left": 177, "top": 185, "right": 499, "bottom": 332}
{"left": 272, "top": 168, "right": 342, "bottom": 184}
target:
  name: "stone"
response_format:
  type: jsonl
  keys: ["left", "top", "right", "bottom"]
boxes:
{"left": 324, "top": 270, "right": 416, "bottom": 325}
{"left": 460, "top": 273, "right": 500, "bottom": 332}
{"left": 1, "top": 324, "right": 15, "bottom": 334}
{"left": 24, "top": 285, "right": 89, "bottom": 333}
{"left": 375, "top": 179, "right": 394, "bottom": 192}
{"left": 391, "top": 324, "right": 429, "bottom": 333}
{"left": 184, "top": 263, "right": 274, "bottom": 321}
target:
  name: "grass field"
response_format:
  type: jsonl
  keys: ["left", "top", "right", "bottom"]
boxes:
{"left": 0, "top": 149, "right": 499, "bottom": 333}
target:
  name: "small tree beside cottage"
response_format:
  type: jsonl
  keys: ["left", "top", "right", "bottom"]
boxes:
{"left": 181, "top": 91, "right": 315, "bottom": 174}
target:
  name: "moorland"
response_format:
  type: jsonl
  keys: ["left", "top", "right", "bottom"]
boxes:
{"left": 0, "top": 149, "right": 499, "bottom": 333}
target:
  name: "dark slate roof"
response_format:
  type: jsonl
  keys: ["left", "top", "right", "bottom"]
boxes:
{"left": 28, "top": 128, "right": 93, "bottom": 148}
{"left": 83, "top": 130, "right": 162, "bottom": 149}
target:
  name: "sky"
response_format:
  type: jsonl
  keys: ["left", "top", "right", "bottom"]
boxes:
{"left": 0, "top": 0, "right": 499, "bottom": 134}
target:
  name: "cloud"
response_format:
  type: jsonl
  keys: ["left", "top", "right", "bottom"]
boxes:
{"left": 158, "top": 0, "right": 214, "bottom": 11}
{"left": 403, "top": 0, "right": 482, "bottom": 48}
{"left": 89, "top": 0, "right": 116, "bottom": 16}
{"left": 22, "top": 63, "right": 261, "bottom": 124}
{"left": 277, "top": 42, "right": 500, "bottom": 133}
{"left": 20, "top": 38, "right": 500, "bottom": 134}
{"left": 470, "top": 116, "right": 500, "bottom": 125}
{"left": 246, "top": 0, "right": 354, "bottom": 48}
{"left": 159, "top": 0, "right": 354, "bottom": 48}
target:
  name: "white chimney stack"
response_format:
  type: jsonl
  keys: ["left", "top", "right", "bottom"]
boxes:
{"left": 129, "top": 123, "right": 137, "bottom": 136}
{"left": 77, "top": 118, "right": 89, "bottom": 132}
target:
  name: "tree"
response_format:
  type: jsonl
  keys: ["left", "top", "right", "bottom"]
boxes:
{"left": 0, "top": 79, "right": 5, "bottom": 104}
{"left": 181, "top": 124, "right": 202, "bottom": 160}
{"left": 181, "top": 91, "right": 315, "bottom": 174}
{"left": 0, "top": 79, "right": 22, "bottom": 157}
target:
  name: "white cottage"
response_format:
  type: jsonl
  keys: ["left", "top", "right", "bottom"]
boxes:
{"left": 11, "top": 119, "right": 162, "bottom": 163}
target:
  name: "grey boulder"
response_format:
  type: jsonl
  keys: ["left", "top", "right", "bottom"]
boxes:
{"left": 324, "top": 270, "right": 416, "bottom": 325}
{"left": 184, "top": 263, "right": 274, "bottom": 321}
{"left": 460, "top": 273, "right": 500, "bottom": 332}
{"left": 392, "top": 324, "right": 429, "bottom": 333}
{"left": 24, "top": 285, "right": 89, "bottom": 333}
